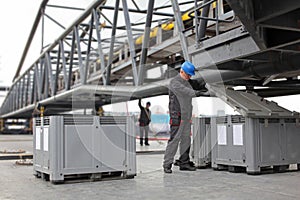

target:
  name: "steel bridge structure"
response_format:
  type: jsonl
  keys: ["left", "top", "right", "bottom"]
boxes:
{"left": 1, "top": 0, "right": 300, "bottom": 119}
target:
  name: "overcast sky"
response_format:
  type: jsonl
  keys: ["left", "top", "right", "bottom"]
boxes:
{"left": 0, "top": 1, "right": 40, "bottom": 85}
{"left": 0, "top": 0, "right": 300, "bottom": 113}
{"left": 0, "top": 0, "right": 94, "bottom": 86}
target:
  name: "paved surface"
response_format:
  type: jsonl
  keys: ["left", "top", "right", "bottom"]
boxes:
{"left": 0, "top": 135, "right": 33, "bottom": 153}
{"left": 0, "top": 135, "right": 33, "bottom": 160}
{"left": 1, "top": 134, "right": 300, "bottom": 200}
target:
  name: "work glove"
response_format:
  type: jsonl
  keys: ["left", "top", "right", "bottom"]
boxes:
{"left": 195, "top": 90, "right": 210, "bottom": 97}
{"left": 201, "top": 91, "right": 210, "bottom": 96}
{"left": 204, "top": 83, "right": 217, "bottom": 97}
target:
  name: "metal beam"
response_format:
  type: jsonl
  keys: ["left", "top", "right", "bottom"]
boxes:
{"left": 100, "top": 6, "right": 174, "bottom": 17}
{"left": 153, "top": 1, "right": 194, "bottom": 11}
{"left": 137, "top": 0, "right": 155, "bottom": 85}
{"left": 54, "top": 47, "right": 61, "bottom": 95}
{"left": 122, "top": 0, "right": 138, "bottom": 86}
{"left": 83, "top": 15, "right": 94, "bottom": 85}
{"left": 44, "top": 13, "right": 66, "bottom": 30}
{"left": 93, "top": 9, "right": 106, "bottom": 85}
{"left": 254, "top": 0, "right": 300, "bottom": 23}
{"left": 258, "top": 9, "right": 300, "bottom": 31}
{"left": 171, "top": 0, "right": 190, "bottom": 61}
{"left": 59, "top": 40, "right": 68, "bottom": 89}
{"left": 199, "top": 0, "right": 212, "bottom": 39}
{"left": 106, "top": 0, "right": 120, "bottom": 85}
{"left": 73, "top": 26, "right": 85, "bottom": 84}
{"left": 13, "top": 0, "right": 49, "bottom": 82}
{"left": 67, "top": 31, "right": 76, "bottom": 90}
{"left": 46, "top": 4, "right": 85, "bottom": 11}
{"left": 131, "top": 0, "right": 140, "bottom": 11}
{"left": 226, "top": 0, "right": 266, "bottom": 49}
{"left": 45, "top": 52, "right": 55, "bottom": 96}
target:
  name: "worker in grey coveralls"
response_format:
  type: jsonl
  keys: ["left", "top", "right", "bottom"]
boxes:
{"left": 138, "top": 99, "right": 151, "bottom": 146}
{"left": 163, "top": 61, "right": 207, "bottom": 173}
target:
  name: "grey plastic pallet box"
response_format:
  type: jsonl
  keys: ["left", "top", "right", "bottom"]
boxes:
{"left": 33, "top": 115, "right": 136, "bottom": 183}
{"left": 205, "top": 87, "right": 300, "bottom": 174}
{"left": 211, "top": 115, "right": 300, "bottom": 174}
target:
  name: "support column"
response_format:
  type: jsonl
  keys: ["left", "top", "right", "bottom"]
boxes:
{"left": 137, "top": 0, "right": 155, "bottom": 86}
{"left": 171, "top": 0, "right": 190, "bottom": 61}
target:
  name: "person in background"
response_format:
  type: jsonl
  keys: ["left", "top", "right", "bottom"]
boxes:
{"left": 138, "top": 99, "right": 151, "bottom": 146}
{"left": 163, "top": 61, "right": 208, "bottom": 173}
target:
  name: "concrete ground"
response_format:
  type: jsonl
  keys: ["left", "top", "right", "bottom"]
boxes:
{"left": 1, "top": 134, "right": 300, "bottom": 200}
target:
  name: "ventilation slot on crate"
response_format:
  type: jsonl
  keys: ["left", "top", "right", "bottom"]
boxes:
{"left": 35, "top": 119, "right": 41, "bottom": 126}
{"left": 232, "top": 115, "right": 245, "bottom": 123}
{"left": 284, "top": 118, "right": 296, "bottom": 123}
{"left": 216, "top": 116, "right": 227, "bottom": 124}
{"left": 64, "top": 117, "right": 94, "bottom": 125}
{"left": 35, "top": 118, "right": 50, "bottom": 126}
{"left": 100, "top": 116, "right": 127, "bottom": 124}
{"left": 205, "top": 118, "right": 211, "bottom": 124}
{"left": 259, "top": 118, "right": 280, "bottom": 123}
{"left": 44, "top": 118, "right": 50, "bottom": 126}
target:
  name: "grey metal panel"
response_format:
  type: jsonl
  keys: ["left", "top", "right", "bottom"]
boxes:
{"left": 42, "top": 125, "right": 50, "bottom": 170}
{"left": 226, "top": 0, "right": 266, "bottom": 49}
{"left": 258, "top": 122, "right": 282, "bottom": 164}
{"left": 49, "top": 116, "right": 64, "bottom": 181}
{"left": 210, "top": 117, "right": 218, "bottom": 169}
{"left": 125, "top": 116, "right": 136, "bottom": 176}
{"left": 99, "top": 125, "right": 126, "bottom": 168}
{"left": 190, "top": 29, "right": 260, "bottom": 67}
{"left": 244, "top": 118, "right": 260, "bottom": 172}
{"left": 33, "top": 119, "right": 43, "bottom": 170}
{"left": 253, "top": 0, "right": 300, "bottom": 23}
{"left": 214, "top": 116, "right": 246, "bottom": 166}
{"left": 192, "top": 117, "right": 211, "bottom": 168}
{"left": 228, "top": 124, "right": 245, "bottom": 163}
{"left": 208, "top": 85, "right": 295, "bottom": 117}
{"left": 286, "top": 123, "right": 300, "bottom": 161}
{"left": 64, "top": 125, "right": 94, "bottom": 169}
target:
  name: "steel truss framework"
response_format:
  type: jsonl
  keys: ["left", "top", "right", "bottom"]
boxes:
{"left": 1, "top": 0, "right": 300, "bottom": 118}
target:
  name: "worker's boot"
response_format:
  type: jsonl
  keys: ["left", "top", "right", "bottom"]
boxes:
{"left": 175, "top": 159, "right": 195, "bottom": 167}
{"left": 174, "top": 159, "right": 181, "bottom": 166}
{"left": 145, "top": 138, "right": 150, "bottom": 146}
{"left": 163, "top": 164, "right": 172, "bottom": 173}
{"left": 140, "top": 138, "right": 143, "bottom": 146}
{"left": 179, "top": 163, "right": 196, "bottom": 171}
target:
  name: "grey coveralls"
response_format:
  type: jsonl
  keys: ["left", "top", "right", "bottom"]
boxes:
{"left": 163, "top": 74, "right": 206, "bottom": 168}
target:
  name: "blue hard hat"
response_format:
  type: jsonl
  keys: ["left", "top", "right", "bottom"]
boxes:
{"left": 181, "top": 61, "right": 195, "bottom": 76}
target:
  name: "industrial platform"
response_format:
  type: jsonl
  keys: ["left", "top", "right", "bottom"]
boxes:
{"left": 1, "top": 134, "right": 300, "bottom": 200}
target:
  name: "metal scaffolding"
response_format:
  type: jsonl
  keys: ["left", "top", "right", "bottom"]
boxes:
{"left": 1, "top": 0, "right": 300, "bottom": 118}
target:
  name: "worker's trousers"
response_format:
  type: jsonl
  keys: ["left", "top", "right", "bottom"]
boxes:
{"left": 163, "top": 120, "right": 191, "bottom": 168}
{"left": 139, "top": 125, "right": 149, "bottom": 139}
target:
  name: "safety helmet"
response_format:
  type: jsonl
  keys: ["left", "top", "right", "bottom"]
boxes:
{"left": 181, "top": 61, "right": 195, "bottom": 76}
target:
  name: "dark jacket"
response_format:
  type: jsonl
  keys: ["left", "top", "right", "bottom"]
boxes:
{"left": 169, "top": 74, "right": 206, "bottom": 120}
{"left": 138, "top": 99, "right": 151, "bottom": 126}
